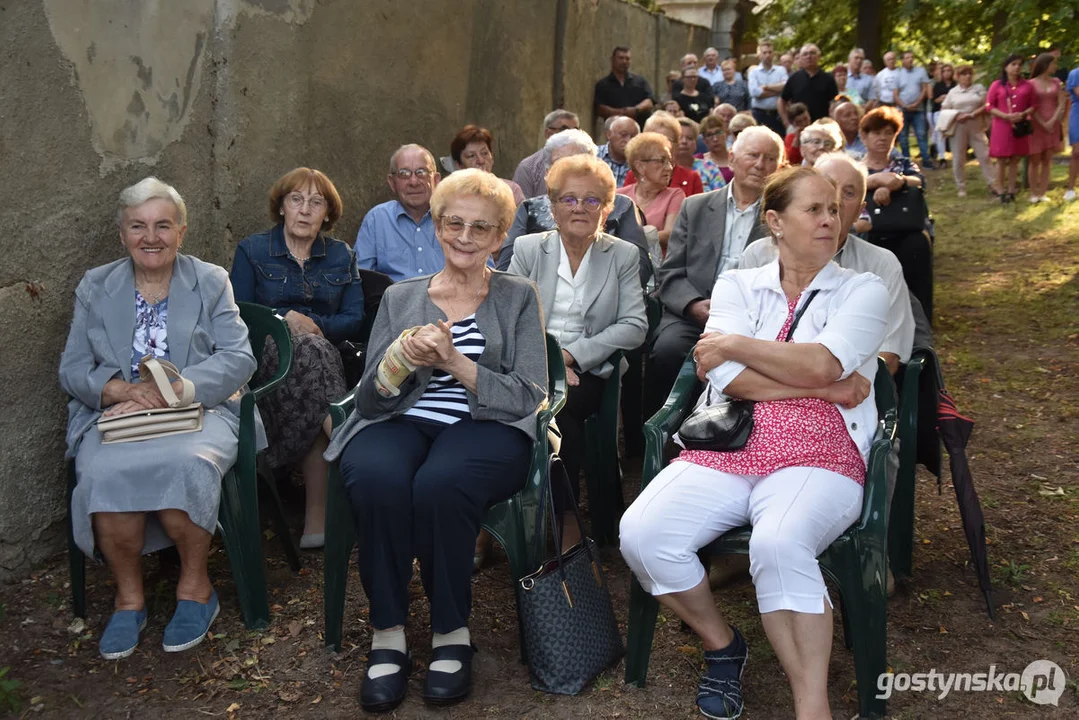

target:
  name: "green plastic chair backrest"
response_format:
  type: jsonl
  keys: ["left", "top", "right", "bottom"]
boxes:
{"left": 237, "top": 301, "right": 293, "bottom": 394}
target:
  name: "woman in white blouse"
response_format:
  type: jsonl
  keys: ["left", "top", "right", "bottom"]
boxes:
{"left": 620, "top": 166, "right": 889, "bottom": 720}
{"left": 509, "top": 154, "right": 648, "bottom": 549}
{"left": 941, "top": 65, "right": 996, "bottom": 197}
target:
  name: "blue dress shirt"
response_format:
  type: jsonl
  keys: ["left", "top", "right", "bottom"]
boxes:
{"left": 354, "top": 200, "right": 443, "bottom": 281}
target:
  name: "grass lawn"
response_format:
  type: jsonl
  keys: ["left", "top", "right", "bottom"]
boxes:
{"left": 0, "top": 161, "right": 1076, "bottom": 718}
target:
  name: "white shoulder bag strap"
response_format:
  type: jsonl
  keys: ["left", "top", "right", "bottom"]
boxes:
{"left": 138, "top": 355, "right": 195, "bottom": 408}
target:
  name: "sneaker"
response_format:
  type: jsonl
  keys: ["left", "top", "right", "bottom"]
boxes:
{"left": 957, "top": 188, "right": 967, "bottom": 198}
{"left": 163, "top": 591, "right": 219, "bottom": 652}
{"left": 697, "top": 627, "right": 749, "bottom": 720}
{"left": 100, "top": 608, "right": 148, "bottom": 660}
{"left": 1064, "top": 189, "right": 1077, "bottom": 202}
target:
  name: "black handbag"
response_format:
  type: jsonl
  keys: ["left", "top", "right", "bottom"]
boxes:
{"left": 866, "top": 185, "right": 929, "bottom": 234}
{"left": 516, "top": 455, "right": 623, "bottom": 695}
{"left": 1008, "top": 93, "right": 1033, "bottom": 138}
{"left": 678, "top": 290, "right": 819, "bottom": 451}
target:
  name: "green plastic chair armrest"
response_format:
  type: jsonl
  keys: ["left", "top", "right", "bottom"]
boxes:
{"left": 237, "top": 302, "right": 293, "bottom": 401}
{"left": 641, "top": 353, "right": 702, "bottom": 490}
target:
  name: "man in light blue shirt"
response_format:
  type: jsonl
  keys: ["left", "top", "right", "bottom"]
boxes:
{"left": 355, "top": 144, "right": 445, "bottom": 281}
{"left": 845, "top": 47, "right": 875, "bottom": 104}
{"left": 895, "top": 51, "right": 934, "bottom": 167}
{"left": 698, "top": 47, "right": 724, "bottom": 87}
{"left": 747, "top": 41, "right": 788, "bottom": 136}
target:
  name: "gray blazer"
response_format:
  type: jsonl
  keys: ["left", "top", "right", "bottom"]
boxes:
{"left": 508, "top": 231, "right": 647, "bottom": 379}
{"left": 58, "top": 254, "right": 259, "bottom": 458}
{"left": 655, "top": 184, "right": 768, "bottom": 322}
{"left": 324, "top": 271, "right": 548, "bottom": 461}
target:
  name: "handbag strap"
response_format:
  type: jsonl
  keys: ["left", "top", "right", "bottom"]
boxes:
{"left": 533, "top": 454, "right": 600, "bottom": 584}
{"left": 139, "top": 355, "right": 195, "bottom": 407}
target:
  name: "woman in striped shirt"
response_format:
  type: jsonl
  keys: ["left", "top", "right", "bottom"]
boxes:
{"left": 325, "top": 169, "right": 548, "bottom": 712}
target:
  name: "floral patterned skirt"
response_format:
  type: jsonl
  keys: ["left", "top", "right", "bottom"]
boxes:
{"left": 257, "top": 333, "right": 347, "bottom": 472}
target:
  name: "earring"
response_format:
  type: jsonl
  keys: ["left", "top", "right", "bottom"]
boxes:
{"left": 776, "top": 231, "right": 783, "bottom": 239}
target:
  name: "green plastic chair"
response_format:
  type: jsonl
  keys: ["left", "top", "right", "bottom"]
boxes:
{"left": 582, "top": 351, "right": 625, "bottom": 546}
{"left": 888, "top": 347, "right": 932, "bottom": 579}
{"left": 623, "top": 356, "right": 897, "bottom": 720}
{"left": 322, "top": 333, "right": 567, "bottom": 652}
{"left": 66, "top": 302, "right": 297, "bottom": 629}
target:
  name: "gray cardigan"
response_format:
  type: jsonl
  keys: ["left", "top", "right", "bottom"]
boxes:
{"left": 58, "top": 254, "right": 260, "bottom": 457}
{"left": 324, "top": 271, "right": 549, "bottom": 461}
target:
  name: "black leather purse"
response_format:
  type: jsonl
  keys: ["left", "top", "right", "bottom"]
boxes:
{"left": 516, "top": 455, "right": 623, "bottom": 695}
{"left": 678, "top": 290, "right": 819, "bottom": 451}
{"left": 866, "top": 185, "right": 929, "bottom": 234}
{"left": 1008, "top": 93, "right": 1033, "bottom": 138}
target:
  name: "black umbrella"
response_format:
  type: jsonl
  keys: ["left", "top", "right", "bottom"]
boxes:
{"left": 936, "top": 374, "right": 994, "bottom": 620}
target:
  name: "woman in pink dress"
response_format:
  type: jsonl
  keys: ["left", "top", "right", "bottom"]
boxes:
{"left": 617, "top": 132, "right": 685, "bottom": 257}
{"left": 986, "top": 53, "right": 1036, "bottom": 204}
{"left": 620, "top": 166, "right": 890, "bottom": 720}
{"left": 1027, "top": 53, "right": 1067, "bottom": 203}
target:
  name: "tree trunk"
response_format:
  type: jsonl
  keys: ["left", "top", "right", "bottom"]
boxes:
{"left": 856, "top": 0, "right": 883, "bottom": 65}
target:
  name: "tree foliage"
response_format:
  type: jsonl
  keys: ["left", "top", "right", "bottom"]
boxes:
{"left": 752, "top": 0, "right": 1078, "bottom": 70}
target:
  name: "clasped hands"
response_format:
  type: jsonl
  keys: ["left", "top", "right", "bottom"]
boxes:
{"left": 694, "top": 332, "right": 870, "bottom": 408}
{"left": 871, "top": 172, "right": 906, "bottom": 206}
{"left": 103, "top": 378, "right": 187, "bottom": 417}
{"left": 398, "top": 321, "right": 459, "bottom": 370}
{"left": 283, "top": 310, "right": 323, "bottom": 337}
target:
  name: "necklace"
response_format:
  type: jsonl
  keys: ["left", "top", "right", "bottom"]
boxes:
{"left": 137, "top": 282, "right": 168, "bottom": 304}
{"left": 434, "top": 268, "right": 488, "bottom": 319}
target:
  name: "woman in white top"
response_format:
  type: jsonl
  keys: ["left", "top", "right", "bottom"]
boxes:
{"left": 620, "top": 166, "right": 889, "bottom": 720}
{"left": 509, "top": 154, "right": 648, "bottom": 548}
{"left": 941, "top": 65, "right": 996, "bottom": 197}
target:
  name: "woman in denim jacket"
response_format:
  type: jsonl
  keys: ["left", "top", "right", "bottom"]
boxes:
{"left": 230, "top": 167, "right": 364, "bottom": 549}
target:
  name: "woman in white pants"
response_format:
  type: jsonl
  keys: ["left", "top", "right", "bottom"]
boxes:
{"left": 941, "top": 66, "right": 996, "bottom": 197}
{"left": 620, "top": 166, "right": 889, "bottom": 720}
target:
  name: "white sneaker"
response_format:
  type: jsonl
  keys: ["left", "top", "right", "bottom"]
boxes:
{"left": 957, "top": 188, "right": 967, "bottom": 198}
{"left": 1065, "top": 190, "right": 1077, "bottom": 202}
{"left": 1030, "top": 195, "right": 1041, "bottom": 204}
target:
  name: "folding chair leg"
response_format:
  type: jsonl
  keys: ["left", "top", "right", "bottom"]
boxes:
{"left": 624, "top": 576, "right": 661, "bottom": 686}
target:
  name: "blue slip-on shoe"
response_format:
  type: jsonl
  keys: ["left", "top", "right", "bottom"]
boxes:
{"left": 100, "top": 608, "right": 148, "bottom": 660}
{"left": 696, "top": 626, "right": 749, "bottom": 720}
{"left": 162, "top": 591, "right": 220, "bottom": 653}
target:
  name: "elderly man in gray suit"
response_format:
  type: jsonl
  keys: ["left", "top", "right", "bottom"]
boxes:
{"left": 645, "top": 126, "right": 784, "bottom": 415}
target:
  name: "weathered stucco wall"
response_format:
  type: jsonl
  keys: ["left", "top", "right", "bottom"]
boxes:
{"left": 0, "top": 0, "right": 705, "bottom": 581}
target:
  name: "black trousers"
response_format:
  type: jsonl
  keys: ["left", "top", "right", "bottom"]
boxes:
{"left": 339, "top": 416, "right": 529, "bottom": 633}
{"left": 868, "top": 230, "right": 934, "bottom": 320}
{"left": 645, "top": 316, "right": 701, "bottom": 420}
{"left": 752, "top": 108, "right": 786, "bottom": 137}
{"left": 553, "top": 372, "right": 606, "bottom": 512}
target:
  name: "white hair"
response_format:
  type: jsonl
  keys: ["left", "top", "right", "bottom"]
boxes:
{"left": 543, "top": 129, "right": 597, "bottom": 168}
{"left": 730, "top": 125, "right": 784, "bottom": 159}
{"left": 389, "top": 143, "right": 436, "bottom": 173}
{"left": 800, "top": 121, "right": 845, "bottom": 151}
{"left": 814, "top": 151, "right": 869, "bottom": 195}
{"left": 117, "top": 177, "right": 187, "bottom": 226}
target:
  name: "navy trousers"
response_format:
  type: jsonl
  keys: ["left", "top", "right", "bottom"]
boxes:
{"left": 339, "top": 416, "right": 530, "bottom": 633}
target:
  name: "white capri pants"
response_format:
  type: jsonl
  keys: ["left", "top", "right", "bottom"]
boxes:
{"left": 620, "top": 461, "right": 863, "bottom": 614}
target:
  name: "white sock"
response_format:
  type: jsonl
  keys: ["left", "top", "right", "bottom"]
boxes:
{"left": 368, "top": 627, "right": 406, "bottom": 680}
{"left": 429, "top": 627, "right": 470, "bottom": 674}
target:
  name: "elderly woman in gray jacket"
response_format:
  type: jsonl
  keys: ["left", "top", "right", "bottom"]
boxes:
{"left": 324, "top": 169, "right": 547, "bottom": 713}
{"left": 509, "top": 154, "right": 647, "bottom": 550}
{"left": 59, "top": 177, "right": 259, "bottom": 661}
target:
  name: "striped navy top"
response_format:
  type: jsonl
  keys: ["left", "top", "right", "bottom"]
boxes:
{"left": 403, "top": 314, "right": 486, "bottom": 425}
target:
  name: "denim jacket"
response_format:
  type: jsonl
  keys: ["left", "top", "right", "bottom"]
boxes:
{"left": 230, "top": 224, "right": 365, "bottom": 343}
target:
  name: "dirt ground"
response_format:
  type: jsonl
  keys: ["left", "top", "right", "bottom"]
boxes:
{"left": 1, "top": 163, "right": 1077, "bottom": 718}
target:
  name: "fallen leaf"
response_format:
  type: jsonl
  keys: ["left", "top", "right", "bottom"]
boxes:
{"left": 311, "top": 695, "right": 323, "bottom": 704}
{"left": 1033, "top": 596, "right": 1044, "bottom": 603}
{"left": 261, "top": 636, "right": 276, "bottom": 645}
{"left": 279, "top": 689, "right": 301, "bottom": 702}
{"left": 1019, "top": 610, "right": 1030, "bottom": 621}
{"left": 67, "top": 618, "right": 86, "bottom": 635}
{"left": 288, "top": 621, "right": 302, "bottom": 638}
{"left": 226, "top": 702, "right": 241, "bottom": 713}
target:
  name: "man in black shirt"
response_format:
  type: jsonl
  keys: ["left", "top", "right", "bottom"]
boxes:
{"left": 778, "top": 44, "right": 838, "bottom": 124}
{"left": 595, "top": 46, "right": 656, "bottom": 125}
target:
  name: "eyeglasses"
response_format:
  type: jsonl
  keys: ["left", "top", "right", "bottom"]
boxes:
{"left": 703, "top": 130, "right": 725, "bottom": 139}
{"left": 641, "top": 157, "right": 674, "bottom": 167}
{"left": 439, "top": 215, "right": 499, "bottom": 241}
{"left": 392, "top": 167, "right": 433, "bottom": 181}
{"left": 285, "top": 193, "right": 327, "bottom": 211}
{"left": 555, "top": 195, "right": 603, "bottom": 212}
{"left": 547, "top": 124, "right": 577, "bottom": 133}
{"left": 800, "top": 138, "right": 835, "bottom": 147}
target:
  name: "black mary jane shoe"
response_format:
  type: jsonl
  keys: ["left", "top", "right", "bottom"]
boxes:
{"left": 360, "top": 648, "right": 411, "bottom": 713}
{"left": 421, "top": 644, "right": 476, "bottom": 706}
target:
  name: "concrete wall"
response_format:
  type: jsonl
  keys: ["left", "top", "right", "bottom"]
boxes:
{"left": 0, "top": 0, "right": 706, "bottom": 581}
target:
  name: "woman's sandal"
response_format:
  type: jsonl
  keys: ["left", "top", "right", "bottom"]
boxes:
{"left": 360, "top": 648, "right": 412, "bottom": 713}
